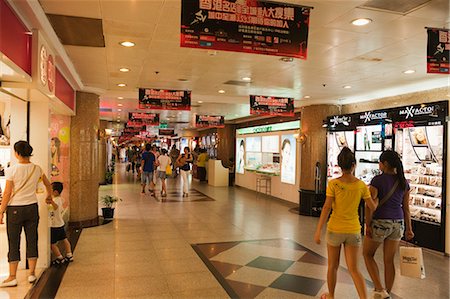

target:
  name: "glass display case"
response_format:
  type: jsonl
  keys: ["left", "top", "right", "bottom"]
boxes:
{"left": 327, "top": 131, "right": 355, "bottom": 181}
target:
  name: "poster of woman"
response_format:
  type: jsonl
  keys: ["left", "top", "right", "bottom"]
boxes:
{"left": 281, "top": 135, "right": 296, "bottom": 184}
{"left": 236, "top": 138, "right": 245, "bottom": 174}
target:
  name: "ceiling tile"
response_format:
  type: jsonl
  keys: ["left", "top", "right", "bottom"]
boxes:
{"left": 100, "top": 0, "right": 164, "bottom": 24}
{"left": 39, "top": 0, "right": 102, "bottom": 19}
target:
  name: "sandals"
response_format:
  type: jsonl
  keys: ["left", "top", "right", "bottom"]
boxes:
{"left": 320, "top": 293, "right": 332, "bottom": 299}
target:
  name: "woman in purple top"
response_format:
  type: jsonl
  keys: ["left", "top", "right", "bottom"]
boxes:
{"left": 363, "top": 150, "right": 414, "bottom": 299}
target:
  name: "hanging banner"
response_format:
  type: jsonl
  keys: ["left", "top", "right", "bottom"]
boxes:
{"left": 195, "top": 115, "right": 225, "bottom": 128}
{"left": 180, "top": 0, "right": 311, "bottom": 59}
{"left": 128, "top": 112, "right": 160, "bottom": 126}
{"left": 427, "top": 28, "right": 450, "bottom": 74}
{"left": 159, "top": 128, "right": 176, "bottom": 136}
{"left": 250, "top": 95, "right": 294, "bottom": 116}
{"left": 139, "top": 88, "right": 191, "bottom": 110}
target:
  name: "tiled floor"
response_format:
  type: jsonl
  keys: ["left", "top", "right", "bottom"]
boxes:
{"left": 29, "top": 164, "right": 450, "bottom": 298}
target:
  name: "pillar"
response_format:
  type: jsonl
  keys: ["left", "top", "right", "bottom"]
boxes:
{"left": 299, "top": 104, "right": 340, "bottom": 192}
{"left": 98, "top": 120, "right": 107, "bottom": 184}
{"left": 69, "top": 91, "right": 99, "bottom": 227}
{"left": 217, "top": 124, "right": 236, "bottom": 166}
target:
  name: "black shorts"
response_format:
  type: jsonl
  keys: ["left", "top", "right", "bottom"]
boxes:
{"left": 51, "top": 226, "right": 67, "bottom": 244}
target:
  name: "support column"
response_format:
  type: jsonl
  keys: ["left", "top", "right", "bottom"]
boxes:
{"left": 69, "top": 91, "right": 99, "bottom": 227}
{"left": 217, "top": 124, "right": 236, "bottom": 167}
{"left": 299, "top": 105, "right": 339, "bottom": 191}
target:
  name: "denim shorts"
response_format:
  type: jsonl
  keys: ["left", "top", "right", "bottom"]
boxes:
{"left": 157, "top": 171, "right": 167, "bottom": 179}
{"left": 326, "top": 230, "right": 362, "bottom": 247}
{"left": 370, "top": 219, "right": 404, "bottom": 242}
{"left": 141, "top": 171, "right": 153, "bottom": 185}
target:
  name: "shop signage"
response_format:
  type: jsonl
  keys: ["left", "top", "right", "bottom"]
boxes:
{"left": 398, "top": 104, "right": 436, "bottom": 119}
{"left": 195, "top": 115, "right": 225, "bottom": 128}
{"left": 159, "top": 128, "right": 175, "bottom": 136}
{"left": 329, "top": 115, "right": 352, "bottom": 127}
{"left": 359, "top": 111, "right": 388, "bottom": 123}
{"left": 180, "top": 0, "right": 311, "bottom": 59}
{"left": 32, "top": 31, "right": 56, "bottom": 97}
{"left": 250, "top": 95, "right": 294, "bottom": 116}
{"left": 237, "top": 120, "right": 300, "bottom": 135}
{"left": 427, "top": 28, "right": 450, "bottom": 74}
{"left": 138, "top": 88, "right": 191, "bottom": 110}
{"left": 159, "top": 123, "right": 168, "bottom": 128}
{"left": 129, "top": 112, "right": 160, "bottom": 126}
{"left": 126, "top": 120, "right": 146, "bottom": 128}
{"left": 39, "top": 45, "right": 55, "bottom": 93}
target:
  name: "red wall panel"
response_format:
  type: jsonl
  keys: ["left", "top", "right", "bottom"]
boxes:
{"left": 0, "top": 0, "right": 32, "bottom": 75}
{"left": 55, "top": 68, "right": 75, "bottom": 111}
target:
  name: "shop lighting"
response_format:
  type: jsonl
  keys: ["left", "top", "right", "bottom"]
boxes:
{"left": 343, "top": 85, "right": 352, "bottom": 89}
{"left": 241, "top": 77, "right": 252, "bottom": 82}
{"left": 197, "top": 100, "right": 203, "bottom": 104}
{"left": 118, "top": 104, "right": 123, "bottom": 106}
{"left": 218, "top": 89, "right": 225, "bottom": 94}
{"left": 120, "top": 41, "right": 135, "bottom": 47}
{"left": 304, "top": 95, "right": 311, "bottom": 99}
{"left": 280, "top": 57, "right": 294, "bottom": 62}
{"left": 403, "top": 69, "right": 416, "bottom": 74}
{"left": 119, "top": 68, "right": 130, "bottom": 72}
{"left": 351, "top": 18, "right": 372, "bottom": 26}
{"left": 118, "top": 109, "right": 122, "bottom": 112}
{"left": 118, "top": 97, "right": 124, "bottom": 100}
{"left": 117, "top": 83, "right": 126, "bottom": 87}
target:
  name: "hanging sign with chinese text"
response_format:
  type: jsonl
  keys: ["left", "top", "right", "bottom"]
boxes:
{"left": 195, "top": 115, "right": 225, "bottom": 128}
{"left": 138, "top": 88, "right": 191, "bottom": 110}
{"left": 250, "top": 95, "right": 294, "bottom": 116}
{"left": 128, "top": 112, "right": 160, "bottom": 126}
{"left": 427, "top": 28, "right": 450, "bottom": 74}
{"left": 181, "top": 0, "right": 311, "bottom": 59}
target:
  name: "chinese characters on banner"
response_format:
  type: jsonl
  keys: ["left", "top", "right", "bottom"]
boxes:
{"left": 250, "top": 95, "right": 294, "bottom": 116}
{"left": 427, "top": 28, "right": 450, "bottom": 74}
{"left": 139, "top": 88, "right": 191, "bottom": 110}
{"left": 128, "top": 112, "right": 160, "bottom": 127}
{"left": 195, "top": 115, "right": 225, "bottom": 128}
{"left": 159, "top": 128, "right": 176, "bottom": 136}
{"left": 181, "top": 0, "right": 311, "bottom": 59}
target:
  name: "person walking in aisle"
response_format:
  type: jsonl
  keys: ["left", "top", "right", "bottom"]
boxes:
{"left": 155, "top": 149, "right": 171, "bottom": 197}
{"left": 140, "top": 144, "right": 156, "bottom": 195}
{"left": 196, "top": 148, "right": 209, "bottom": 182}
{"left": 314, "top": 147, "right": 378, "bottom": 299}
{"left": 177, "top": 147, "right": 193, "bottom": 197}
{"left": 0, "top": 141, "right": 52, "bottom": 287}
{"left": 169, "top": 145, "right": 180, "bottom": 177}
{"left": 363, "top": 150, "right": 414, "bottom": 299}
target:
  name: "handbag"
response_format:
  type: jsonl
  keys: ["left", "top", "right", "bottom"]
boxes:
{"left": 399, "top": 246, "right": 426, "bottom": 279}
{"left": 166, "top": 163, "right": 172, "bottom": 176}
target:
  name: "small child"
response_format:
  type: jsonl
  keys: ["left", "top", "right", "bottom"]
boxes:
{"left": 47, "top": 182, "right": 73, "bottom": 265}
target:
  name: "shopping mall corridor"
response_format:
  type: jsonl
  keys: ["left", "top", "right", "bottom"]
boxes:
{"left": 51, "top": 164, "right": 449, "bottom": 299}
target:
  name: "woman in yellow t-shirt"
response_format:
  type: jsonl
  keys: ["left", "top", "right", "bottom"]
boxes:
{"left": 314, "top": 147, "right": 378, "bottom": 299}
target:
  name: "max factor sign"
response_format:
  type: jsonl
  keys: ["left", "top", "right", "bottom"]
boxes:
{"left": 360, "top": 111, "right": 388, "bottom": 123}
{"left": 399, "top": 105, "right": 435, "bottom": 119}
{"left": 330, "top": 115, "right": 351, "bottom": 127}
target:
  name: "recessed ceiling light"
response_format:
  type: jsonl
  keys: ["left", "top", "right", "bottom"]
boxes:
{"left": 351, "top": 18, "right": 372, "bottom": 26}
{"left": 343, "top": 85, "right": 352, "bottom": 89}
{"left": 197, "top": 100, "right": 203, "bottom": 104}
{"left": 117, "top": 120, "right": 120, "bottom": 122}
{"left": 403, "top": 69, "right": 416, "bottom": 74}
{"left": 118, "top": 109, "right": 122, "bottom": 112}
{"left": 119, "top": 68, "right": 130, "bottom": 72}
{"left": 280, "top": 57, "right": 294, "bottom": 62}
{"left": 118, "top": 97, "right": 124, "bottom": 100}
{"left": 120, "top": 41, "right": 135, "bottom": 47}
{"left": 304, "top": 95, "right": 311, "bottom": 99}
{"left": 218, "top": 89, "right": 225, "bottom": 94}
{"left": 242, "top": 77, "right": 252, "bottom": 82}
{"left": 118, "top": 103, "right": 123, "bottom": 106}
{"left": 117, "top": 83, "right": 126, "bottom": 87}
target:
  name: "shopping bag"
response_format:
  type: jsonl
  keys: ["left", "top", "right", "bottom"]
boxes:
{"left": 399, "top": 246, "right": 426, "bottom": 279}
{"left": 166, "top": 164, "right": 172, "bottom": 176}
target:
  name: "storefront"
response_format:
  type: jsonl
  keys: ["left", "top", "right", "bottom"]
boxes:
{"left": 235, "top": 120, "right": 300, "bottom": 203}
{"left": 326, "top": 101, "right": 448, "bottom": 253}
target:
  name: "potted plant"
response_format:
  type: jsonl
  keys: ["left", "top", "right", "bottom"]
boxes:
{"left": 100, "top": 195, "right": 122, "bottom": 219}
{"left": 105, "top": 171, "right": 113, "bottom": 184}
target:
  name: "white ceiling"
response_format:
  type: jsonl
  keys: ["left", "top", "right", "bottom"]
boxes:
{"left": 38, "top": 0, "right": 450, "bottom": 126}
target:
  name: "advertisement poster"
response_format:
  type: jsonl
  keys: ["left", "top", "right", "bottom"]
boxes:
{"left": 129, "top": 112, "right": 160, "bottom": 126}
{"left": 49, "top": 114, "right": 70, "bottom": 220}
{"left": 262, "top": 135, "right": 279, "bottom": 153}
{"left": 427, "top": 28, "right": 450, "bottom": 74}
{"left": 181, "top": 0, "right": 311, "bottom": 59}
{"left": 246, "top": 136, "right": 261, "bottom": 152}
{"left": 281, "top": 134, "right": 296, "bottom": 184}
{"left": 139, "top": 88, "right": 191, "bottom": 110}
{"left": 250, "top": 95, "right": 294, "bottom": 116}
{"left": 236, "top": 138, "right": 245, "bottom": 174}
{"left": 195, "top": 115, "right": 225, "bottom": 128}
{"left": 159, "top": 128, "right": 175, "bottom": 136}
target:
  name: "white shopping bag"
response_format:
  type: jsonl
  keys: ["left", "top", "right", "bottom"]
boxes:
{"left": 399, "top": 246, "right": 426, "bottom": 279}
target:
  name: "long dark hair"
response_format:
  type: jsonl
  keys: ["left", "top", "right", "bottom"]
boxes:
{"left": 379, "top": 150, "right": 407, "bottom": 190}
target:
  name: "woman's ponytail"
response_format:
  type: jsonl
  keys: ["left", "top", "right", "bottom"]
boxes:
{"left": 395, "top": 155, "right": 407, "bottom": 190}
{"left": 380, "top": 150, "right": 407, "bottom": 190}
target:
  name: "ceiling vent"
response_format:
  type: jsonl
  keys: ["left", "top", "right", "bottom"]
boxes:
{"left": 46, "top": 14, "right": 105, "bottom": 47}
{"left": 359, "top": 0, "right": 432, "bottom": 14}
{"left": 224, "top": 80, "right": 251, "bottom": 86}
